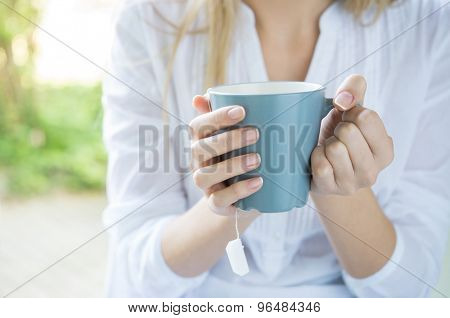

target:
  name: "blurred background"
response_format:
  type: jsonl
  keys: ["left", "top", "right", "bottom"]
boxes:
{"left": 0, "top": 0, "right": 114, "bottom": 297}
{"left": 0, "top": 0, "right": 448, "bottom": 297}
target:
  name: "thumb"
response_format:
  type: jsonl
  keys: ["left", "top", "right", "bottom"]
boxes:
{"left": 192, "top": 93, "right": 211, "bottom": 114}
{"left": 333, "top": 74, "right": 367, "bottom": 111}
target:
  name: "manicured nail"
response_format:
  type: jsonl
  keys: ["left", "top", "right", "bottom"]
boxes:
{"left": 248, "top": 177, "right": 263, "bottom": 190}
{"left": 244, "top": 128, "right": 259, "bottom": 143}
{"left": 192, "top": 95, "right": 202, "bottom": 105}
{"left": 228, "top": 106, "right": 245, "bottom": 120}
{"left": 334, "top": 91, "right": 354, "bottom": 110}
{"left": 246, "top": 153, "right": 260, "bottom": 168}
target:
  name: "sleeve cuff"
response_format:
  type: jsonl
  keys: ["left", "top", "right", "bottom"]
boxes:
{"left": 342, "top": 222, "right": 405, "bottom": 296}
{"left": 150, "top": 215, "right": 209, "bottom": 295}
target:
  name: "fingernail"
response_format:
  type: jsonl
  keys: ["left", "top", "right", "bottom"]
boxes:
{"left": 244, "top": 128, "right": 259, "bottom": 143}
{"left": 228, "top": 106, "right": 245, "bottom": 120}
{"left": 334, "top": 91, "right": 354, "bottom": 110}
{"left": 248, "top": 177, "right": 263, "bottom": 190}
{"left": 246, "top": 153, "right": 260, "bottom": 167}
{"left": 192, "top": 95, "right": 202, "bottom": 104}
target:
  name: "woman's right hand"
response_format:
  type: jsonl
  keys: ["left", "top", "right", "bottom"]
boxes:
{"left": 189, "top": 95, "right": 263, "bottom": 216}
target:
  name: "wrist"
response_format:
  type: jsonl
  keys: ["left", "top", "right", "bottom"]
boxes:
{"left": 197, "top": 196, "right": 260, "bottom": 233}
{"left": 310, "top": 187, "right": 373, "bottom": 215}
{"left": 311, "top": 186, "right": 372, "bottom": 199}
{"left": 221, "top": 208, "right": 261, "bottom": 234}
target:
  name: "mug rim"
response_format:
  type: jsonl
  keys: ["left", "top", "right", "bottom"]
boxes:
{"left": 207, "top": 81, "right": 325, "bottom": 96}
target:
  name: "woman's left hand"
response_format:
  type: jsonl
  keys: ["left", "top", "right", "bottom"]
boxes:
{"left": 311, "top": 74, "right": 394, "bottom": 196}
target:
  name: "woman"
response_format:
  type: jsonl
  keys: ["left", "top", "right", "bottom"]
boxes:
{"left": 102, "top": 0, "right": 450, "bottom": 297}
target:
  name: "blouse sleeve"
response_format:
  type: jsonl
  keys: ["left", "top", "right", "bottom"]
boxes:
{"left": 102, "top": 1, "right": 208, "bottom": 297}
{"left": 342, "top": 8, "right": 450, "bottom": 297}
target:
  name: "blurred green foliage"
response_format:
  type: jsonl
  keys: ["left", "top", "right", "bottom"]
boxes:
{"left": 0, "top": 0, "right": 38, "bottom": 128}
{"left": 0, "top": 1, "right": 106, "bottom": 197}
{"left": 0, "top": 84, "right": 106, "bottom": 197}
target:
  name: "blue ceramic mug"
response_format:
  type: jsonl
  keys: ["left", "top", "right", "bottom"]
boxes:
{"left": 207, "top": 81, "right": 333, "bottom": 213}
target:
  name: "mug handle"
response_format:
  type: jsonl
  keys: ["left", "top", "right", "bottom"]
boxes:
{"left": 322, "top": 97, "right": 334, "bottom": 119}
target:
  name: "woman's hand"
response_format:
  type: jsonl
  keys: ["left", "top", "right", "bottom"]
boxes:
{"left": 311, "top": 74, "right": 394, "bottom": 195}
{"left": 189, "top": 95, "right": 263, "bottom": 216}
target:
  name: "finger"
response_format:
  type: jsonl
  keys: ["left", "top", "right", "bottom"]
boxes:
{"left": 191, "top": 126, "right": 259, "bottom": 169}
{"left": 192, "top": 94, "right": 211, "bottom": 114}
{"left": 324, "top": 136, "right": 356, "bottom": 194}
{"left": 311, "top": 145, "right": 337, "bottom": 194}
{"left": 318, "top": 108, "right": 342, "bottom": 145}
{"left": 205, "top": 182, "right": 225, "bottom": 196}
{"left": 333, "top": 74, "right": 367, "bottom": 111}
{"left": 193, "top": 153, "right": 260, "bottom": 190}
{"left": 342, "top": 106, "right": 393, "bottom": 167}
{"left": 334, "top": 122, "right": 377, "bottom": 186}
{"left": 208, "top": 177, "right": 263, "bottom": 212}
{"left": 189, "top": 105, "right": 245, "bottom": 140}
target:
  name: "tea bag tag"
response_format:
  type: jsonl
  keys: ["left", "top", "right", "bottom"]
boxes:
{"left": 225, "top": 209, "right": 249, "bottom": 276}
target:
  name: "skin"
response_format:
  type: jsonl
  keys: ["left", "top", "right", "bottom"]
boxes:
{"left": 162, "top": 0, "right": 396, "bottom": 279}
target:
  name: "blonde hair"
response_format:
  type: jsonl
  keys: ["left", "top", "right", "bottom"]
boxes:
{"left": 163, "top": 0, "right": 394, "bottom": 110}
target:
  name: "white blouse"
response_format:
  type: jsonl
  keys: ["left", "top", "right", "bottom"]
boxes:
{"left": 102, "top": 0, "right": 450, "bottom": 297}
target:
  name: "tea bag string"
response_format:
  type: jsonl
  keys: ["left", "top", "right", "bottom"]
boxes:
{"left": 235, "top": 208, "right": 239, "bottom": 239}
